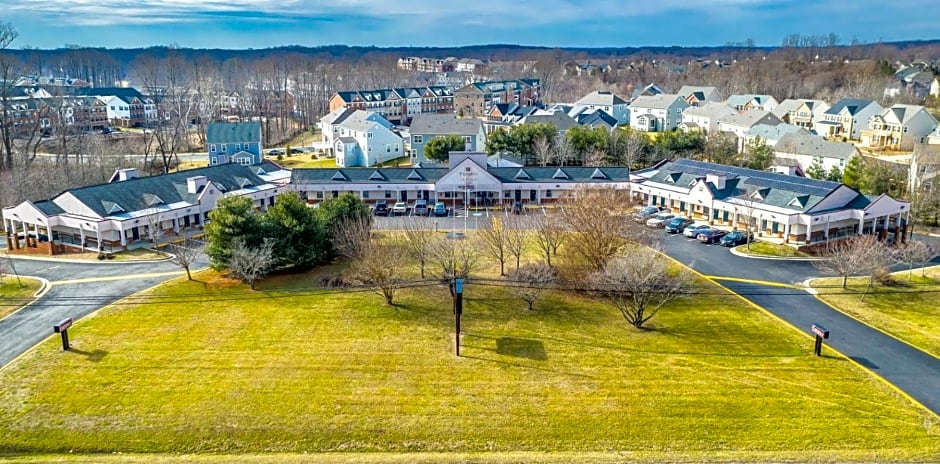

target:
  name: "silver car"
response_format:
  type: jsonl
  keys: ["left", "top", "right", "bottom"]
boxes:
{"left": 645, "top": 212, "right": 676, "bottom": 228}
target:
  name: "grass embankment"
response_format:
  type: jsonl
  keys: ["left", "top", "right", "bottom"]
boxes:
{"left": 0, "top": 268, "right": 937, "bottom": 461}
{"left": 0, "top": 277, "right": 43, "bottom": 319}
{"left": 812, "top": 267, "right": 940, "bottom": 357}
{"left": 734, "top": 241, "right": 810, "bottom": 258}
{"left": 266, "top": 155, "right": 336, "bottom": 169}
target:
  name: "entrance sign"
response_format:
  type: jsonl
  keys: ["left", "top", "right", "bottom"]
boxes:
{"left": 53, "top": 318, "right": 73, "bottom": 350}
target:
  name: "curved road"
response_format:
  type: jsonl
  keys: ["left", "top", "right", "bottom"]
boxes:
{"left": 0, "top": 256, "right": 201, "bottom": 367}
{"left": 661, "top": 233, "right": 940, "bottom": 416}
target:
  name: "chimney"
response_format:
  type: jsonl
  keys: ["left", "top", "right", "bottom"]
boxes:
{"left": 706, "top": 172, "right": 726, "bottom": 190}
{"left": 116, "top": 168, "right": 138, "bottom": 182}
{"left": 187, "top": 176, "right": 208, "bottom": 194}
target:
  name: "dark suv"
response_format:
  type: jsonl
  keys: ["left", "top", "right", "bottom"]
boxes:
{"left": 664, "top": 217, "right": 695, "bottom": 234}
{"left": 373, "top": 201, "right": 389, "bottom": 216}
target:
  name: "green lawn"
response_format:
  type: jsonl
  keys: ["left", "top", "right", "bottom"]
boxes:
{"left": 0, "top": 266, "right": 937, "bottom": 461}
{"left": 0, "top": 277, "right": 42, "bottom": 319}
{"left": 812, "top": 268, "right": 940, "bottom": 357}
{"left": 268, "top": 155, "right": 336, "bottom": 169}
{"left": 734, "top": 241, "right": 810, "bottom": 258}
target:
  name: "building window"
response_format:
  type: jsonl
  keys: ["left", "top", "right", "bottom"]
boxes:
{"left": 385, "top": 190, "right": 393, "bottom": 198}
{"left": 210, "top": 144, "right": 216, "bottom": 152}
{"left": 395, "top": 144, "right": 399, "bottom": 152}
{"left": 463, "top": 136, "right": 471, "bottom": 144}
{"left": 220, "top": 144, "right": 227, "bottom": 152}
{"left": 387, "top": 144, "right": 391, "bottom": 153}
{"left": 363, "top": 191, "right": 370, "bottom": 199}
{"left": 413, "top": 135, "right": 423, "bottom": 144}
{"left": 316, "top": 191, "right": 323, "bottom": 199}
{"left": 367, "top": 132, "right": 373, "bottom": 139}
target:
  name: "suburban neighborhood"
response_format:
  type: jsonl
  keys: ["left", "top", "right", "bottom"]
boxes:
{"left": 1, "top": 16, "right": 940, "bottom": 464}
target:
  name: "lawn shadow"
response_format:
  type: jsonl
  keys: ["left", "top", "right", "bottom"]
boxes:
{"left": 68, "top": 348, "right": 108, "bottom": 362}
{"left": 849, "top": 356, "right": 880, "bottom": 369}
{"left": 495, "top": 337, "right": 548, "bottom": 361}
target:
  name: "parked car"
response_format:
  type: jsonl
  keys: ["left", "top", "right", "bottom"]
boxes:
{"left": 391, "top": 201, "right": 409, "bottom": 216}
{"left": 683, "top": 224, "right": 712, "bottom": 238}
{"left": 697, "top": 228, "right": 729, "bottom": 244}
{"left": 720, "top": 230, "right": 753, "bottom": 247}
{"left": 413, "top": 199, "right": 429, "bottom": 216}
{"left": 645, "top": 212, "right": 676, "bottom": 228}
{"left": 632, "top": 205, "right": 663, "bottom": 223}
{"left": 373, "top": 201, "right": 389, "bottom": 216}
{"left": 432, "top": 202, "right": 448, "bottom": 217}
{"left": 664, "top": 217, "right": 695, "bottom": 234}
{"left": 267, "top": 148, "right": 285, "bottom": 156}
{"left": 288, "top": 147, "right": 305, "bottom": 155}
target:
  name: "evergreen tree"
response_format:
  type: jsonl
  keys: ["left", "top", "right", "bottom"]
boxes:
{"left": 744, "top": 136, "right": 775, "bottom": 170}
{"left": 264, "top": 192, "right": 328, "bottom": 270}
{"left": 842, "top": 155, "right": 863, "bottom": 188}
{"left": 424, "top": 135, "right": 466, "bottom": 162}
{"left": 827, "top": 165, "right": 843, "bottom": 182}
{"left": 806, "top": 159, "right": 827, "bottom": 179}
{"left": 205, "top": 195, "right": 264, "bottom": 269}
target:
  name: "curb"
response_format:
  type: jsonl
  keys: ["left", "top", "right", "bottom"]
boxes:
{"left": 729, "top": 245, "right": 827, "bottom": 261}
{"left": 0, "top": 275, "right": 53, "bottom": 325}
{"left": 4, "top": 253, "right": 173, "bottom": 265}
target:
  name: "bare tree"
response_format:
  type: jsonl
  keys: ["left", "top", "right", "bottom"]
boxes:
{"left": 144, "top": 207, "right": 164, "bottom": 246}
{"left": 591, "top": 247, "right": 689, "bottom": 328}
{"left": 559, "top": 186, "right": 629, "bottom": 270}
{"left": 509, "top": 262, "right": 556, "bottom": 310}
{"left": 532, "top": 134, "right": 554, "bottom": 167}
{"left": 526, "top": 214, "right": 567, "bottom": 267}
{"left": 349, "top": 239, "right": 408, "bottom": 306}
{"left": 554, "top": 134, "right": 575, "bottom": 167}
{"left": 228, "top": 237, "right": 274, "bottom": 290}
{"left": 897, "top": 240, "right": 934, "bottom": 281}
{"left": 332, "top": 215, "right": 373, "bottom": 261}
{"left": 400, "top": 217, "right": 435, "bottom": 278}
{"left": 167, "top": 238, "right": 203, "bottom": 280}
{"left": 429, "top": 235, "right": 480, "bottom": 281}
{"left": 504, "top": 216, "right": 528, "bottom": 272}
{"left": 0, "top": 22, "right": 20, "bottom": 172}
{"left": 478, "top": 217, "right": 510, "bottom": 275}
{"left": 815, "top": 235, "right": 896, "bottom": 289}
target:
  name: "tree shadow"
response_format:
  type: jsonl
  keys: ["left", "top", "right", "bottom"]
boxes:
{"left": 495, "top": 337, "right": 548, "bottom": 361}
{"left": 67, "top": 348, "right": 108, "bottom": 362}
{"left": 849, "top": 356, "right": 880, "bottom": 369}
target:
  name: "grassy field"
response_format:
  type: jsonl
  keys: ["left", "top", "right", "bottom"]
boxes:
{"left": 0, "top": 277, "right": 42, "bottom": 319}
{"left": 734, "top": 241, "right": 811, "bottom": 258}
{"left": 0, "top": 266, "right": 937, "bottom": 462}
{"left": 267, "top": 155, "right": 336, "bottom": 169}
{"left": 812, "top": 267, "right": 940, "bottom": 357}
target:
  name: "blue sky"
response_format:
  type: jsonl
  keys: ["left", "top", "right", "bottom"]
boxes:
{"left": 5, "top": 0, "right": 939, "bottom": 50}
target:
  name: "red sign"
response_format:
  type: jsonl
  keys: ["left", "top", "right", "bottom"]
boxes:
{"left": 811, "top": 323, "right": 829, "bottom": 339}
{"left": 54, "top": 318, "right": 73, "bottom": 333}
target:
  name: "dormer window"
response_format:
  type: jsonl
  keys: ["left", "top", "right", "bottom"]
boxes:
{"left": 142, "top": 193, "right": 164, "bottom": 207}
{"left": 406, "top": 170, "right": 423, "bottom": 181}
{"left": 514, "top": 169, "right": 532, "bottom": 180}
{"left": 330, "top": 171, "right": 348, "bottom": 181}
{"left": 368, "top": 170, "right": 385, "bottom": 181}
{"left": 552, "top": 168, "right": 569, "bottom": 180}
{"left": 590, "top": 168, "right": 607, "bottom": 180}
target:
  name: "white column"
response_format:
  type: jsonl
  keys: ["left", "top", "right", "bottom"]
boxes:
{"left": 858, "top": 217, "right": 864, "bottom": 235}
{"left": 95, "top": 226, "right": 102, "bottom": 250}
{"left": 805, "top": 220, "right": 812, "bottom": 244}
{"left": 79, "top": 224, "right": 86, "bottom": 249}
{"left": 119, "top": 222, "right": 127, "bottom": 247}
{"left": 783, "top": 222, "right": 791, "bottom": 243}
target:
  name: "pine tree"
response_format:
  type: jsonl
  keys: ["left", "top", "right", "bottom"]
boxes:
{"left": 842, "top": 156, "right": 863, "bottom": 188}
{"left": 806, "top": 159, "right": 827, "bottom": 179}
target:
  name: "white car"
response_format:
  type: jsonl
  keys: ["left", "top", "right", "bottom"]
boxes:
{"left": 645, "top": 212, "right": 675, "bottom": 228}
{"left": 391, "top": 201, "right": 409, "bottom": 216}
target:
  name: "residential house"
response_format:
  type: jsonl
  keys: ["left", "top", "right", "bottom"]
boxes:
{"left": 61, "top": 96, "right": 109, "bottom": 131}
{"left": 629, "top": 94, "right": 689, "bottom": 132}
{"left": 860, "top": 104, "right": 940, "bottom": 151}
{"left": 291, "top": 151, "right": 628, "bottom": 207}
{"left": 679, "top": 102, "right": 736, "bottom": 134}
{"left": 743, "top": 123, "right": 810, "bottom": 150}
{"left": 3, "top": 162, "right": 291, "bottom": 255}
{"left": 909, "top": 143, "right": 940, "bottom": 193}
{"left": 676, "top": 85, "right": 722, "bottom": 107}
{"left": 771, "top": 99, "right": 830, "bottom": 131}
{"left": 74, "top": 87, "right": 157, "bottom": 128}
{"left": 207, "top": 121, "right": 263, "bottom": 166}
{"left": 630, "top": 158, "right": 910, "bottom": 245}
{"left": 773, "top": 132, "right": 859, "bottom": 178}
{"left": 408, "top": 114, "right": 486, "bottom": 163}
{"left": 572, "top": 90, "right": 629, "bottom": 125}
{"left": 716, "top": 110, "right": 782, "bottom": 146}
{"left": 574, "top": 110, "right": 618, "bottom": 130}
{"left": 816, "top": 98, "right": 883, "bottom": 140}
{"left": 329, "top": 86, "right": 455, "bottom": 125}
{"left": 516, "top": 110, "right": 579, "bottom": 133}
{"left": 563, "top": 61, "right": 612, "bottom": 76}
{"left": 726, "top": 94, "right": 779, "bottom": 112}
{"left": 326, "top": 110, "right": 403, "bottom": 167}
{"left": 631, "top": 83, "right": 664, "bottom": 100}
{"left": 485, "top": 103, "right": 537, "bottom": 132}
{"left": 454, "top": 79, "right": 541, "bottom": 117}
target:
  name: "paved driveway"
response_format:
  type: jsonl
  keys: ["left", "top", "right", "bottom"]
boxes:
{"left": 0, "top": 257, "right": 205, "bottom": 368}
{"left": 660, "top": 231, "right": 940, "bottom": 416}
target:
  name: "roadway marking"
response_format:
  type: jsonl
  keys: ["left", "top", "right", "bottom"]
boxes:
{"left": 46, "top": 265, "right": 61, "bottom": 271}
{"left": 49, "top": 270, "right": 185, "bottom": 285}
{"left": 704, "top": 276, "right": 803, "bottom": 289}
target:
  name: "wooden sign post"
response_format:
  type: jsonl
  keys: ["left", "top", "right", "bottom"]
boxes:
{"left": 53, "top": 318, "right": 73, "bottom": 351}
{"left": 811, "top": 323, "right": 829, "bottom": 356}
{"left": 453, "top": 278, "right": 463, "bottom": 357}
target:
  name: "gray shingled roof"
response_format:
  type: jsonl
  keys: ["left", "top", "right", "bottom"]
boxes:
{"left": 206, "top": 121, "right": 262, "bottom": 145}
{"left": 682, "top": 102, "right": 736, "bottom": 119}
{"left": 775, "top": 132, "right": 858, "bottom": 160}
{"left": 637, "top": 158, "right": 849, "bottom": 212}
{"left": 719, "top": 109, "right": 781, "bottom": 128}
{"left": 518, "top": 112, "right": 578, "bottom": 131}
{"left": 630, "top": 94, "right": 684, "bottom": 110}
{"left": 576, "top": 90, "right": 627, "bottom": 107}
{"left": 64, "top": 164, "right": 270, "bottom": 218}
{"left": 825, "top": 98, "right": 877, "bottom": 116}
{"left": 746, "top": 123, "right": 809, "bottom": 141}
{"left": 409, "top": 114, "right": 483, "bottom": 136}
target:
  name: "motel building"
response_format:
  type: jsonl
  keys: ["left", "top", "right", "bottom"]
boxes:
{"left": 291, "top": 152, "right": 630, "bottom": 208}
{"left": 3, "top": 162, "right": 291, "bottom": 255}
{"left": 630, "top": 159, "right": 911, "bottom": 245}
